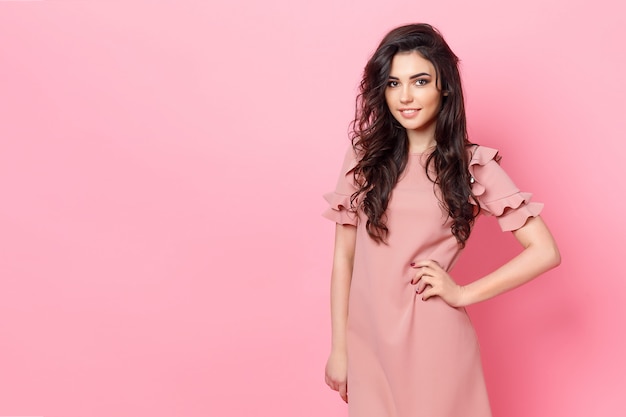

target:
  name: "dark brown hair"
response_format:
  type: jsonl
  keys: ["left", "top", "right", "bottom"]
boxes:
{"left": 350, "top": 23, "right": 479, "bottom": 247}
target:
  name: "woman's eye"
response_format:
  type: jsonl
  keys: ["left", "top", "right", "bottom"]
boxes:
{"left": 415, "top": 79, "right": 428, "bottom": 86}
{"left": 387, "top": 81, "right": 399, "bottom": 87}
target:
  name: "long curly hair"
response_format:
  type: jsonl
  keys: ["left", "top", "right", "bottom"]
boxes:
{"left": 350, "top": 23, "right": 479, "bottom": 247}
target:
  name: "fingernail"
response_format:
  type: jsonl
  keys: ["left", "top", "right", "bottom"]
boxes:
{"left": 410, "top": 262, "right": 415, "bottom": 266}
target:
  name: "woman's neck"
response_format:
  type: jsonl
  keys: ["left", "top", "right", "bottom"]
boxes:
{"left": 407, "top": 128, "right": 436, "bottom": 153}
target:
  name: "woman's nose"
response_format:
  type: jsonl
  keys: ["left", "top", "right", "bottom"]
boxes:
{"left": 400, "top": 88, "right": 413, "bottom": 103}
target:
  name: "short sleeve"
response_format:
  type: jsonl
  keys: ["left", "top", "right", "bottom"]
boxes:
{"left": 469, "top": 145, "right": 543, "bottom": 232}
{"left": 322, "top": 147, "right": 359, "bottom": 226}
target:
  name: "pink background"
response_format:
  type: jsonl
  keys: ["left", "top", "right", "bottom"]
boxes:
{"left": 1, "top": 1, "right": 624, "bottom": 416}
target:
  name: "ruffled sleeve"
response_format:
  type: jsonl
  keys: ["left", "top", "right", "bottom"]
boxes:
{"left": 322, "top": 147, "right": 359, "bottom": 226}
{"left": 469, "top": 145, "right": 543, "bottom": 232}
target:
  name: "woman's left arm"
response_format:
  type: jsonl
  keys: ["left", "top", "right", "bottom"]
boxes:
{"left": 414, "top": 215, "right": 560, "bottom": 307}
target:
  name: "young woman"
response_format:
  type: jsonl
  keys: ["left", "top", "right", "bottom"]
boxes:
{"left": 322, "top": 23, "right": 560, "bottom": 417}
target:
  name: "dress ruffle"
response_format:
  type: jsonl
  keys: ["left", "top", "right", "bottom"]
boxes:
{"left": 469, "top": 146, "right": 543, "bottom": 231}
{"left": 322, "top": 192, "right": 358, "bottom": 226}
{"left": 494, "top": 199, "right": 544, "bottom": 232}
{"left": 468, "top": 146, "right": 501, "bottom": 197}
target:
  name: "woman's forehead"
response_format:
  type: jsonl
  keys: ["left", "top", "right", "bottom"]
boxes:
{"left": 389, "top": 51, "right": 436, "bottom": 76}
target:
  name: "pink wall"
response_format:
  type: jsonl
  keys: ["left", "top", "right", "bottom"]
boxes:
{"left": 1, "top": 1, "right": 624, "bottom": 416}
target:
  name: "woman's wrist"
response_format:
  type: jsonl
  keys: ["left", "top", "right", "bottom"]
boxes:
{"left": 458, "top": 282, "right": 485, "bottom": 307}
{"left": 330, "top": 340, "right": 347, "bottom": 354}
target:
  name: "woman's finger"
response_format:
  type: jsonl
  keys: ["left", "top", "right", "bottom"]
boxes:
{"left": 412, "top": 259, "right": 440, "bottom": 268}
{"left": 415, "top": 276, "right": 429, "bottom": 293}
{"left": 411, "top": 265, "right": 436, "bottom": 284}
{"left": 416, "top": 282, "right": 432, "bottom": 294}
{"left": 411, "top": 268, "right": 424, "bottom": 285}
{"left": 339, "top": 383, "right": 348, "bottom": 403}
{"left": 420, "top": 285, "right": 438, "bottom": 301}
{"left": 415, "top": 273, "right": 434, "bottom": 292}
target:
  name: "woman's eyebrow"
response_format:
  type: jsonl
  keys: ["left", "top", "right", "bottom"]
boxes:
{"left": 388, "top": 72, "right": 431, "bottom": 80}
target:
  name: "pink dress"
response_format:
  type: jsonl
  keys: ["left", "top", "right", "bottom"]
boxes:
{"left": 323, "top": 146, "right": 543, "bottom": 417}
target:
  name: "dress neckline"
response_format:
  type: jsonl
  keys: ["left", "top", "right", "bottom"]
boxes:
{"left": 409, "top": 150, "right": 434, "bottom": 157}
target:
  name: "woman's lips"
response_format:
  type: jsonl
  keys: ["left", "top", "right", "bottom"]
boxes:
{"left": 399, "top": 109, "right": 420, "bottom": 118}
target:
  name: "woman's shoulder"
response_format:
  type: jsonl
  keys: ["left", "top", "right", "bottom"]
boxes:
{"left": 467, "top": 144, "right": 501, "bottom": 166}
{"left": 340, "top": 145, "right": 365, "bottom": 170}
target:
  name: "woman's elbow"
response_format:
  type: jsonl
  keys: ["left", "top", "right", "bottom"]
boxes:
{"left": 545, "top": 241, "right": 561, "bottom": 270}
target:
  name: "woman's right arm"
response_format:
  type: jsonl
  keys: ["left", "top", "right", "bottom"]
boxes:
{"left": 324, "top": 223, "right": 357, "bottom": 403}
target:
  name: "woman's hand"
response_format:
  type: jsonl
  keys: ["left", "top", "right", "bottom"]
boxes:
{"left": 325, "top": 350, "right": 348, "bottom": 403}
{"left": 411, "top": 260, "right": 466, "bottom": 307}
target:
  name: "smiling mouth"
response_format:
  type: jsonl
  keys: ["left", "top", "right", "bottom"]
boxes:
{"left": 400, "top": 109, "right": 419, "bottom": 114}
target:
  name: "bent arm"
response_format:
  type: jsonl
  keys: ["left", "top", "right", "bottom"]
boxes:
{"left": 329, "top": 223, "right": 357, "bottom": 352}
{"left": 460, "top": 215, "right": 561, "bottom": 306}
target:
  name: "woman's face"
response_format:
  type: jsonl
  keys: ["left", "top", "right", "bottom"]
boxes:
{"left": 384, "top": 51, "right": 442, "bottom": 138}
